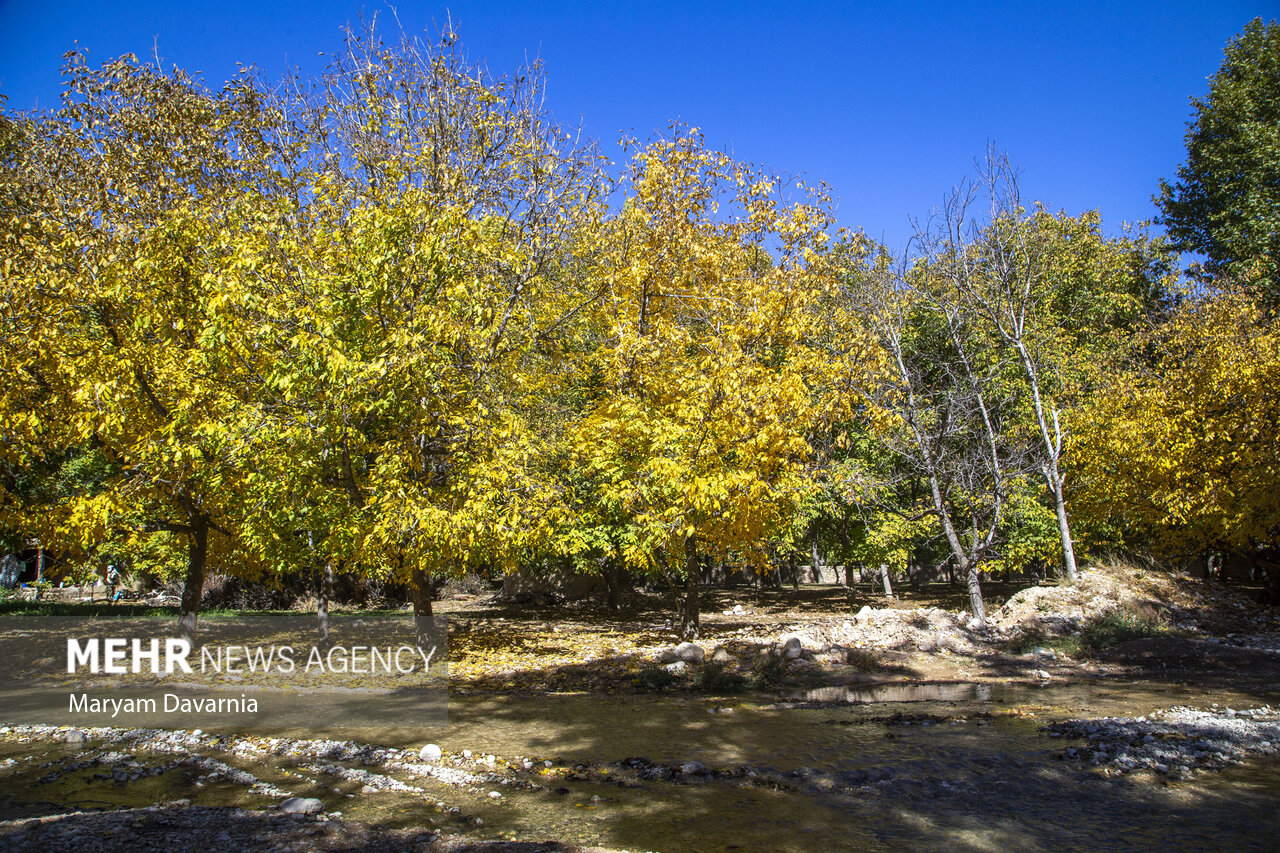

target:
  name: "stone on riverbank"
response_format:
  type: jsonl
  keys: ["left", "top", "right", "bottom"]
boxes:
{"left": 280, "top": 797, "right": 325, "bottom": 815}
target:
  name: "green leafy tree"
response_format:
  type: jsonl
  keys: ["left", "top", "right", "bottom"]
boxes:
{"left": 1157, "top": 18, "right": 1280, "bottom": 294}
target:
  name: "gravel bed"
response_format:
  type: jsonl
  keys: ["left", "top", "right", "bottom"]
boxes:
{"left": 0, "top": 724, "right": 531, "bottom": 796}
{"left": 1044, "top": 705, "right": 1280, "bottom": 779}
{"left": 0, "top": 802, "right": 618, "bottom": 852}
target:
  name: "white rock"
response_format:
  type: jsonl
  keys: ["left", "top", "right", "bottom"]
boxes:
{"left": 418, "top": 743, "right": 443, "bottom": 762}
{"left": 674, "top": 642, "right": 705, "bottom": 663}
{"left": 663, "top": 661, "right": 689, "bottom": 675}
{"left": 280, "top": 797, "right": 325, "bottom": 815}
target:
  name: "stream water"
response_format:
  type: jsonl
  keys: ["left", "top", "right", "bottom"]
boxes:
{"left": 3, "top": 679, "right": 1279, "bottom": 852}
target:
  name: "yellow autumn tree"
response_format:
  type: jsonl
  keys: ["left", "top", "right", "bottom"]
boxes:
{"left": 219, "top": 23, "right": 606, "bottom": 647}
{"left": 570, "top": 130, "right": 851, "bottom": 639}
{"left": 1073, "top": 285, "right": 1280, "bottom": 601}
{"left": 0, "top": 52, "right": 291, "bottom": 639}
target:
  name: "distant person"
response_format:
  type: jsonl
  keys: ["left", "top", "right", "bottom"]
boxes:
{"left": 106, "top": 564, "right": 121, "bottom": 604}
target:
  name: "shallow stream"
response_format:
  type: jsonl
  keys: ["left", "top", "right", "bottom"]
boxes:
{"left": 4, "top": 679, "right": 1280, "bottom": 852}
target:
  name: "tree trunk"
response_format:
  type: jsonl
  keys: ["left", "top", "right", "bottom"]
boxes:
{"left": 880, "top": 563, "right": 894, "bottom": 598}
{"left": 1048, "top": 467, "right": 1079, "bottom": 582}
{"left": 603, "top": 557, "right": 621, "bottom": 613}
{"left": 1018, "top": 340, "right": 1078, "bottom": 584}
{"left": 680, "top": 537, "right": 700, "bottom": 641}
{"left": 836, "top": 526, "right": 854, "bottom": 587}
{"left": 317, "top": 560, "right": 335, "bottom": 650}
{"left": 810, "top": 533, "right": 823, "bottom": 584}
{"left": 177, "top": 514, "right": 209, "bottom": 643}
{"left": 411, "top": 567, "right": 437, "bottom": 650}
{"left": 966, "top": 560, "right": 987, "bottom": 629}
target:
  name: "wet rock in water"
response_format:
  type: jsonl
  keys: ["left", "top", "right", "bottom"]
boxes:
{"left": 418, "top": 743, "right": 443, "bottom": 762}
{"left": 780, "top": 636, "right": 803, "bottom": 660}
{"left": 679, "top": 760, "right": 710, "bottom": 775}
{"left": 280, "top": 797, "right": 325, "bottom": 815}
{"left": 674, "top": 642, "right": 705, "bottom": 663}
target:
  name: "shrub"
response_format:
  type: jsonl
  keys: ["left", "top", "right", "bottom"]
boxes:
{"left": 845, "top": 647, "right": 882, "bottom": 671}
{"left": 1080, "top": 604, "right": 1167, "bottom": 651}
{"left": 694, "top": 663, "right": 746, "bottom": 693}
{"left": 1007, "top": 629, "right": 1082, "bottom": 658}
{"left": 634, "top": 666, "right": 678, "bottom": 690}
{"left": 747, "top": 651, "right": 787, "bottom": 688}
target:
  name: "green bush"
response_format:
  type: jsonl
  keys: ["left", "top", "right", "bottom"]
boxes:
{"left": 1007, "top": 629, "right": 1082, "bottom": 658}
{"left": 1080, "top": 605, "right": 1167, "bottom": 651}
{"left": 634, "top": 666, "right": 678, "bottom": 690}
{"left": 747, "top": 651, "right": 787, "bottom": 688}
{"left": 845, "top": 647, "right": 882, "bottom": 671}
{"left": 694, "top": 663, "right": 746, "bottom": 693}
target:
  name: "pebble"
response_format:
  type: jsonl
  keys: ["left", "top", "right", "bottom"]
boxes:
{"left": 419, "top": 743, "right": 443, "bottom": 762}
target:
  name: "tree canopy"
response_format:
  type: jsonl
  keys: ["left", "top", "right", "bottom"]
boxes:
{"left": 1157, "top": 17, "right": 1280, "bottom": 295}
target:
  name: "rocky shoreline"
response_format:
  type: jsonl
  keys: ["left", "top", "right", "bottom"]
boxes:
{"left": 1045, "top": 705, "right": 1280, "bottom": 780}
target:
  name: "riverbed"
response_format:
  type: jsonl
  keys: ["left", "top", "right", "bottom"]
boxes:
{"left": 3, "top": 678, "right": 1279, "bottom": 852}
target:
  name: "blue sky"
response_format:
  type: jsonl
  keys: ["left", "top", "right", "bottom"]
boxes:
{"left": 0, "top": 1, "right": 1270, "bottom": 248}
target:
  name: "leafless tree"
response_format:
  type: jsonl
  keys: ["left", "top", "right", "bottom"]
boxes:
{"left": 929, "top": 149, "right": 1079, "bottom": 582}
{"left": 837, "top": 242, "right": 1034, "bottom": 628}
